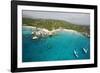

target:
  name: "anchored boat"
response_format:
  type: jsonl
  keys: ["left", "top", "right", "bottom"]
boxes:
{"left": 82, "top": 48, "right": 88, "bottom": 54}
{"left": 74, "top": 49, "right": 78, "bottom": 58}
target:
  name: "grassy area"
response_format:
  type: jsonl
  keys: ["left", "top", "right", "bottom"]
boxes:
{"left": 22, "top": 18, "right": 90, "bottom": 35}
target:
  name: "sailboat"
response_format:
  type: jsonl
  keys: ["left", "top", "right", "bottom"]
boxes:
{"left": 82, "top": 48, "right": 88, "bottom": 54}
{"left": 32, "top": 36, "right": 38, "bottom": 39}
{"left": 74, "top": 49, "right": 78, "bottom": 58}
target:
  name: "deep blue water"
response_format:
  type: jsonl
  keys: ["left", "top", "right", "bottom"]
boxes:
{"left": 22, "top": 26, "right": 90, "bottom": 62}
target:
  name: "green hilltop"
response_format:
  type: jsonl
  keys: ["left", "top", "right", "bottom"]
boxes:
{"left": 22, "top": 18, "right": 90, "bottom": 36}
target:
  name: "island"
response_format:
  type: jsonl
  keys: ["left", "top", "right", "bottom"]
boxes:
{"left": 22, "top": 18, "right": 90, "bottom": 38}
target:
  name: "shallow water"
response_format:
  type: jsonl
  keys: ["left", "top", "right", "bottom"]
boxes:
{"left": 22, "top": 26, "right": 90, "bottom": 62}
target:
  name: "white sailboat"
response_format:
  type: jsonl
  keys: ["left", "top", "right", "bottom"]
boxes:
{"left": 74, "top": 49, "right": 78, "bottom": 58}
{"left": 32, "top": 36, "right": 38, "bottom": 39}
{"left": 83, "top": 48, "right": 88, "bottom": 54}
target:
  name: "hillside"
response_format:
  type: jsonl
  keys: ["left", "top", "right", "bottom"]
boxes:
{"left": 22, "top": 18, "right": 90, "bottom": 36}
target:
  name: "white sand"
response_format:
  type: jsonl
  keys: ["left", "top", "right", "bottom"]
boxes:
{"left": 23, "top": 26, "right": 82, "bottom": 36}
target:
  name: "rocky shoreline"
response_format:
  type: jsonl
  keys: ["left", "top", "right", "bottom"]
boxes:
{"left": 23, "top": 26, "right": 90, "bottom": 39}
{"left": 81, "top": 32, "right": 90, "bottom": 38}
{"left": 31, "top": 27, "right": 80, "bottom": 39}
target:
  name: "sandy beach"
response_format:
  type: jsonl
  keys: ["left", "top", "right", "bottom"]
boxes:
{"left": 23, "top": 26, "right": 83, "bottom": 37}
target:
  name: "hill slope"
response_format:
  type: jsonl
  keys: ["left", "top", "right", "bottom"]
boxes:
{"left": 22, "top": 18, "right": 90, "bottom": 36}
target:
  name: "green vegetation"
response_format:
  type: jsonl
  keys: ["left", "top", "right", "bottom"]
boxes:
{"left": 22, "top": 18, "right": 90, "bottom": 36}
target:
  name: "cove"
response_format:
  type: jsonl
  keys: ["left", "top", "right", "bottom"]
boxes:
{"left": 22, "top": 26, "right": 90, "bottom": 62}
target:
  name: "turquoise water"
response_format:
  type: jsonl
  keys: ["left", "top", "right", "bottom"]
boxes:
{"left": 22, "top": 26, "right": 90, "bottom": 62}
